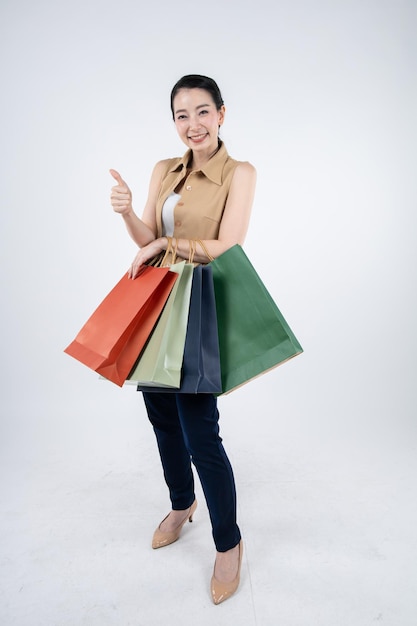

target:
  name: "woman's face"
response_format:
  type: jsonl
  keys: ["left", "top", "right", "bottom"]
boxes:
{"left": 172, "top": 88, "right": 225, "bottom": 156}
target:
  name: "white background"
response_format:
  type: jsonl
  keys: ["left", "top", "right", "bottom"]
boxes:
{"left": 1, "top": 1, "right": 416, "bottom": 624}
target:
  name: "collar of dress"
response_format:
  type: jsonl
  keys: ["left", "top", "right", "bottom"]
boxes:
{"left": 167, "top": 141, "right": 229, "bottom": 186}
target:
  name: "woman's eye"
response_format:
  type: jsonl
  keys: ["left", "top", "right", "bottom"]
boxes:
{"left": 177, "top": 114, "right": 187, "bottom": 120}
{"left": 199, "top": 110, "right": 209, "bottom": 115}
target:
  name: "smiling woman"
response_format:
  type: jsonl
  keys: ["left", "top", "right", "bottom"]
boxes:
{"left": 110, "top": 75, "right": 256, "bottom": 273}
{"left": 170, "top": 76, "right": 226, "bottom": 171}
{"left": 172, "top": 89, "right": 225, "bottom": 161}
{"left": 109, "top": 74, "right": 256, "bottom": 605}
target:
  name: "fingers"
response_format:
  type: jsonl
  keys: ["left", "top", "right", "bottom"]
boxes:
{"left": 109, "top": 169, "right": 129, "bottom": 193}
{"left": 129, "top": 255, "right": 150, "bottom": 279}
{"left": 128, "top": 248, "right": 152, "bottom": 279}
{"left": 128, "top": 258, "right": 143, "bottom": 279}
{"left": 109, "top": 169, "right": 125, "bottom": 185}
{"left": 128, "top": 240, "right": 166, "bottom": 279}
{"left": 109, "top": 168, "right": 132, "bottom": 213}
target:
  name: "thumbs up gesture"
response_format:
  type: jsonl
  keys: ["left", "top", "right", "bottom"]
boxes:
{"left": 110, "top": 169, "right": 133, "bottom": 215}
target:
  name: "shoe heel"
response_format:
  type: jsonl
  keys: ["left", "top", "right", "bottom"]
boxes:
{"left": 152, "top": 499, "right": 197, "bottom": 549}
{"left": 188, "top": 499, "right": 197, "bottom": 523}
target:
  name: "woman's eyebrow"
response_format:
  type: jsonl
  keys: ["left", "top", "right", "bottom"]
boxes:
{"left": 174, "top": 103, "right": 212, "bottom": 115}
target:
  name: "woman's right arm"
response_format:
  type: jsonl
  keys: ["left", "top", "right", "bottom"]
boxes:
{"left": 109, "top": 160, "right": 170, "bottom": 247}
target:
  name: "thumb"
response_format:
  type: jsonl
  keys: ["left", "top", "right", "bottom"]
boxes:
{"left": 109, "top": 169, "right": 125, "bottom": 186}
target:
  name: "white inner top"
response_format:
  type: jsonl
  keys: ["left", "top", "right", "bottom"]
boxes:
{"left": 161, "top": 192, "right": 180, "bottom": 236}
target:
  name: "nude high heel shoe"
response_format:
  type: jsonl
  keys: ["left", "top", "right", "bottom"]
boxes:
{"left": 152, "top": 500, "right": 197, "bottom": 549}
{"left": 211, "top": 540, "right": 243, "bottom": 605}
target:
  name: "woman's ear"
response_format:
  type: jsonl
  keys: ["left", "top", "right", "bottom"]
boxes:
{"left": 218, "top": 105, "right": 226, "bottom": 127}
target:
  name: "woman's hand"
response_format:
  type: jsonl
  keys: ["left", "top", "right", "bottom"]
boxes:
{"left": 110, "top": 169, "right": 133, "bottom": 215}
{"left": 128, "top": 237, "right": 168, "bottom": 279}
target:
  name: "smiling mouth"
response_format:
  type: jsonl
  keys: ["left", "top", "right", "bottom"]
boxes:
{"left": 188, "top": 133, "right": 208, "bottom": 141}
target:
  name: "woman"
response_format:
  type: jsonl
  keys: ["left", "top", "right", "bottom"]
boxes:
{"left": 110, "top": 75, "right": 256, "bottom": 604}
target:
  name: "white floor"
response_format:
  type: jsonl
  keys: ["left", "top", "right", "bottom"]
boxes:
{"left": 1, "top": 371, "right": 416, "bottom": 626}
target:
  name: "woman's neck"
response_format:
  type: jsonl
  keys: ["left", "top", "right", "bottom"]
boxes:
{"left": 189, "top": 142, "right": 220, "bottom": 171}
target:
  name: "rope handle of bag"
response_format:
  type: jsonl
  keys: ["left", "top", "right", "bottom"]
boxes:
{"left": 154, "top": 237, "right": 213, "bottom": 267}
{"left": 196, "top": 239, "right": 214, "bottom": 262}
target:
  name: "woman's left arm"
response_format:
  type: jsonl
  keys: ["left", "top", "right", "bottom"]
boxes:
{"left": 215, "top": 161, "right": 257, "bottom": 248}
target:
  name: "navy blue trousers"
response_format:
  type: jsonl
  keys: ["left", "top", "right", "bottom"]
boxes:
{"left": 142, "top": 392, "right": 241, "bottom": 552}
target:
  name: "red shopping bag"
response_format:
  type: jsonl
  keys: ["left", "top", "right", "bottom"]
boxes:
{"left": 64, "top": 266, "right": 177, "bottom": 386}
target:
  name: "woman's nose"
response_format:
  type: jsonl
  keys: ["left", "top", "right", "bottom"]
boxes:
{"left": 189, "top": 114, "right": 201, "bottom": 129}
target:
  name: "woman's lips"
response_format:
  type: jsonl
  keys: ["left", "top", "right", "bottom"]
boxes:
{"left": 188, "top": 133, "right": 208, "bottom": 143}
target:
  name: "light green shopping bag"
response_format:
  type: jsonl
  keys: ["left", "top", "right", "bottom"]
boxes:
{"left": 126, "top": 261, "right": 194, "bottom": 388}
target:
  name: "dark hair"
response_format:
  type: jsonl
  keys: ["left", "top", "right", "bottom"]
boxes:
{"left": 170, "top": 74, "right": 224, "bottom": 119}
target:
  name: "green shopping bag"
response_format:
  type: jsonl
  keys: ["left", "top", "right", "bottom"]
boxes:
{"left": 210, "top": 245, "right": 303, "bottom": 395}
{"left": 126, "top": 261, "right": 194, "bottom": 388}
